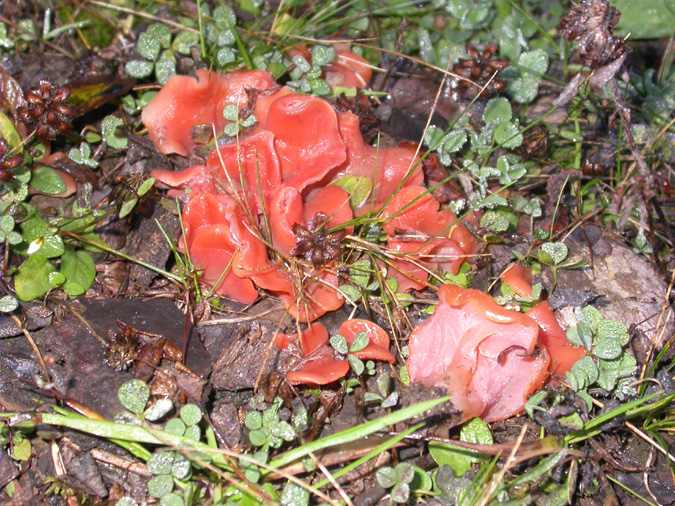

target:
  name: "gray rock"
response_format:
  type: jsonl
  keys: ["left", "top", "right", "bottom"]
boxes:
{"left": 210, "top": 400, "right": 242, "bottom": 448}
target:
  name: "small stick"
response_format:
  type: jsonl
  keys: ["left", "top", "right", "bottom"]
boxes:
{"left": 476, "top": 424, "right": 528, "bottom": 506}
{"left": 11, "top": 315, "right": 50, "bottom": 382}
{"left": 90, "top": 448, "right": 151, "bottom": 477}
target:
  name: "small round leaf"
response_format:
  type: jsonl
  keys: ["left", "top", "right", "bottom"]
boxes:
{"left": 245, "top": 411, "right": 263, "bottom": 431}
{"left": 147, "top": 451, "right": 175, "bottom": 475}
{"left": 179, "top": 404, "right": 202, "bottom": 426}
{"left": 376, "top": 466, "right": 397, "bottom": 488}
{"left": 183, "top": 424, "right": 200, "bottom": 442}
{"left": 483, "top": 97, "right": 512, "bottom": 124}
{"left": 349, "top": 332, "right": 369, "bottom": 353}
{"left": 171, "top": 453, "right": 191, "bottom": 480}
{"left": 147, "top": 474, "right": 174, "bottom": 498}
{"left": 280, "top": 482, "right": 309, "bottom": 506}
{"left": 593, "top": 336, "right": 623, "bottom": 360}
{"left": 160, "top": 493, "right": 184, "bottom": 506}
{"left": 0, "top": 295, "right": 18, "bottom": 313}
{"left": 164, "top": 418, "right": 186, "bottom": 436}
{"left": 248, "top": 429, "right": 268, "bottom": 447}
{"left": 330, "top": 334, "right": 348, "bottom": 355}
{"left": 117, "top": 379, "right": 150, "bottom": 414}
{"left": 391, "top": 482, "right": 410, "bottom": 503}
{"left": 125, "top": 60, "right": 154, "bottom": 79}
{"left": 115, "top": 498, "right": 137, "bottom": 506}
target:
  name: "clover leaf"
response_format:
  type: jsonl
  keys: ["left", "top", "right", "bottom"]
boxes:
{"left": 147, "top": 474, "right": 174, "bottom": 498}
{"left": 539, "top": 241, "right": 568, "bottom": 265}
{"left": 565, "top": 306, "right": 635, "bottom": 397}
{"left": 0, "top": 295, "right": 18, "bottom": 313}
{"left": 332, "top": 175, "right": 373, "bottom": 209}
{"left": 101, "top": 115, "right": 128, "bottom": 149}
{"left": 68, "top": 142, "right": 98, "bottom": 168}
{"left": 118, "top": 379, "right": 150, "bottom": 415}
{"left": 179, "top": 404, "right": 202, "bottom": 426}
{"left": 330, "top": 334, "right": 349, "bottom": 354}
{"left": 483, "top": 97, "right": 512, "bottom": 124}
{"left": 429, "top": 417, "right": 493, "bottom": 477}
{"left": 508, "top": 49, "right": 548, "bottom": 104}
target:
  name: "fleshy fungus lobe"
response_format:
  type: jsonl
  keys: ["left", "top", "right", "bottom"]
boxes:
{"left": 500, "top": 262, "right": 534, "bottom": 298}
{"left": 407, "top": 284, "right": 550, "bottom": 422}
{"left": 142, "top": 69, "right": 276, "bottom": 155}
{"left": 277, "top": 320, "right": 394, "bottom": 385}
{"left": 325, "top": 47, "right": 373, "bottom": 88}
{"left": 499, "top": 263, "right": 586, "bottom": 375}
{"left": 381, "top": 186, "right": 477, "bottom": 291}
{"left": 527, "top": 301, "right": 586, "bottom": 376}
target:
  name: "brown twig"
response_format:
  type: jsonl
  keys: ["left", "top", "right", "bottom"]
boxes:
{"left": 90, "top": 448, "right": 151, "bottom": 477}
{"left": 476, "top": 424, "right": 528, "bottom": 506}
{"left": 11, "top": 314, "right": 50, "bottom": 382}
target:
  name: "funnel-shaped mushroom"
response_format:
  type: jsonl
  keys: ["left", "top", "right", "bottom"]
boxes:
{"left": 260, "top": 93, "right": 346, "bottom": 190}
{"left": 407, "top": 284, "right": 550, "bottom": 422}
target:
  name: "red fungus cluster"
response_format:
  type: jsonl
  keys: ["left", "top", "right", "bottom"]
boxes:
{"left": 144, "top": 58, "right": 586, "bottom": 420}
{"left": 145, "top": 52, "right": 476, "bottom": 321}
{"left": 382, "top": 186, "right": 478, "bottom": 291}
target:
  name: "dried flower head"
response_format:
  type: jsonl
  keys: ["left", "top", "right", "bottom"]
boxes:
{"left": 559, "top": 0, "right": 625, "bottom": 68}
{"left": 451, "top": 43, "right": 509, "bottom": 99}
{"left": 518, "top": 124, "right": 549, "bottom": 159}
{"left": 291, "top": 212, "right": 342, "bottom": 266}
{"left": 18, "top": 81, "right": 75, "bottom": 140}
{"left": 105, "top": 327, "right": 139, "bottom": 371}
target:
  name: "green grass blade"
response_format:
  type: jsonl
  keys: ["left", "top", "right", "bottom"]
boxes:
{"left": 565, "top": 392, "right": 666, "bottom": 444}
{"left": 314, "top": 423, "right": 424, "bottom": 489}
{"left": 267, "top": 396, "right": 449, "bottom": 470}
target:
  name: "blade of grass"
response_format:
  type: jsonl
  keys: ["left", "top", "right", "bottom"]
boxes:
{"left": 51, "top": 406, "right": 152, "bottom": 461}
{"left": 196, "top": 0, "right": 207, "bottom": 59}
{"left": 37, "top": 411, "right": 350, "bottom": 504}
{"left": 314, "top": 423, "right": 424, "bottom": 489}
{"left": 267, "top": 396, "right": 449, "bottom": 469}
{"left": 565, "top": 392, "right": 667, "bottom": 444}
{"left": 606, "top": 475, "right": 658, "bottom": 506}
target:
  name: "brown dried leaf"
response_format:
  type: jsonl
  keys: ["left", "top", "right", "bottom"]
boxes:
{"left": 0, "top": 68, "right": 26, "bottom": 118}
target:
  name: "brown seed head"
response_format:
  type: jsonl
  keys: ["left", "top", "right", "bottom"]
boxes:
{"left": 451, "top": 44, "right": 509, "bottom": 100}
{"left": 291, "top": 212, "right": 342, "bottom": 266}
{"left": 17, "top": 81, "right": 75, "bottom": 140}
